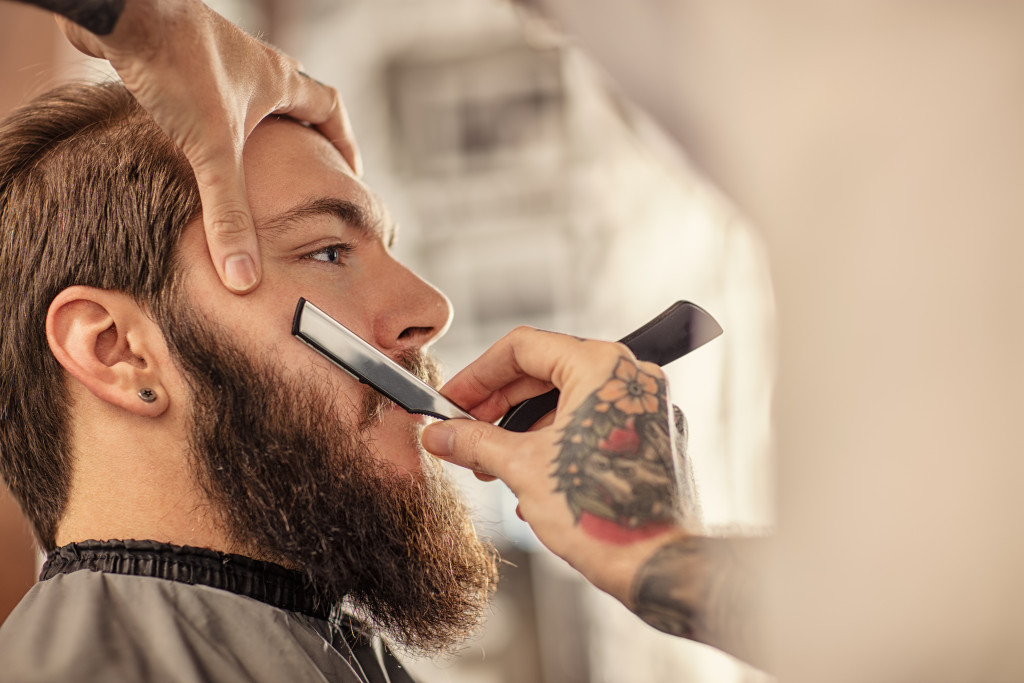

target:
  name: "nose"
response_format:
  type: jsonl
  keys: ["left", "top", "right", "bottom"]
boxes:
{"left": 372, "top": 257, "right": 452, "bottom": 353}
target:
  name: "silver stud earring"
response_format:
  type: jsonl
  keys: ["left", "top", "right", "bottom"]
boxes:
{"left": 138, "top": 388, "right": 157, "bottom": 403}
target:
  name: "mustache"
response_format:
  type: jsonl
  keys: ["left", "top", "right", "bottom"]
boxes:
{"left": 359, "top": 350, "right": 444, "bottom": 429}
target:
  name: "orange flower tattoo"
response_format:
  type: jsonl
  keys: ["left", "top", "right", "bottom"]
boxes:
{"left": 596, "top": 359, "right": 661, "bottom": 415}
{"left": 554, "top": 355, "right": 675, "bottom": 543}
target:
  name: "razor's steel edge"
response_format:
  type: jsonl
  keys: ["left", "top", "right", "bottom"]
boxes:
{"left": 292, "top": 298, "right": 474, "bottom": 421}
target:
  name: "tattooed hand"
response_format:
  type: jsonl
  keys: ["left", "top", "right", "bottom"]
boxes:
{"left": 421, "top": 331, "right": 695, "bottom": 586}
{"left": 554, "top": 357, "right": 701, "bottom": 542}
{"left": 421, "top": 327, "right": 761, "bottom": 665}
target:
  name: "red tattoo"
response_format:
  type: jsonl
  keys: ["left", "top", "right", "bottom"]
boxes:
{"left": 579, "top": 511, "right": 674, "bottom": 545}
{"left": 553, "top": 358, "right": 676, "bottom": 543}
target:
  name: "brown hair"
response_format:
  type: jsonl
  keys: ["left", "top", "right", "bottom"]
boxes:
{"left": 0, "top": 81, "right": 201, "bottom": 550}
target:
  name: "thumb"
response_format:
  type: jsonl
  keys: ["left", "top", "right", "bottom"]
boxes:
{"left": 421, "top": 419, "right": 528, "bottom": 481}
{"left": 192, "top": 153, "right": 263, "bottom": 294}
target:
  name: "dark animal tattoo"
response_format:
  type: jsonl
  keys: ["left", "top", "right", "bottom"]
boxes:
{"left": 553, "top": 358, "right": 677, "bottom": 543}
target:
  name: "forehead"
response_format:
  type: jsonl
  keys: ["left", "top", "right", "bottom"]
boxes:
{"left": 242, "top": 118, "right": 389, "bottom": 239}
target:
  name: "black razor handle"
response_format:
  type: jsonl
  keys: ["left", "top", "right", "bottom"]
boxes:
{"left": 496, "top": 301, "right": 723, "bottom": 432}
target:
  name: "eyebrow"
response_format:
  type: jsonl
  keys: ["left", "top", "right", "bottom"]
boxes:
{"left": 257, "top": 196, "right": 395, "bottom": 247}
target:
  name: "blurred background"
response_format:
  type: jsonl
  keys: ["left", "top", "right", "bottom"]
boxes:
{"left": 5, "top": 1, "right": 1024, "bottom": 682}
{"left": 0, "top": 1, "right": 773, "bottom": 681}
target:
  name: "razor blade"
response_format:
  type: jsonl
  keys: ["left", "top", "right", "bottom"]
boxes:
{"left": 291, "top": 298, "right": 474, "bottom": 421}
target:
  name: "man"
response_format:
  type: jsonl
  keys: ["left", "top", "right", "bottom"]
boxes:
{"left": 0, "top": 81, "right": 497, "bottom": 681}
{"left": 0, "top": 0, "right": 770, "bottom": 674}
{"left": 0, "top": 75, "right": 759, "bottom": 678}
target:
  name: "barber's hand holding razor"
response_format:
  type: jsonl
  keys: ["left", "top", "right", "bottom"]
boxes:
{"left": 422, "top": 329, "right": 762, "bottom": 665}
{"left": 421, "top": 327, "right": 703, "bottom": 611}
{"left": 56, "top": 0, "right": 361, "bottom": 293}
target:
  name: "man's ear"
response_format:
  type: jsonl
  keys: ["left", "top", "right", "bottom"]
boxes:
{"left": 46, "top": 286, "right": 171, "bottom": 417}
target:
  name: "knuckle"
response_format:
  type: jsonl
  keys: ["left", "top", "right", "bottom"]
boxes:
{"left": 638, "top": 360, "right": 667, "bottom": 381}
{"left": 583, "top": 341, "right": 635, "bottom": 367}
{"left": 324, "top": 89, "right": 344, "bottom": 121}
{"left": 206, "top": 207, "right": 252, "bottom": 238}
{"left": 264, "top": 43, "right": 291, "bottom": 71}
{"left": 611, "top": 341, "right": 638, "bottom": 361}
{"left": 502, "top": 435, "right": 541, "bottom": 485}
{"left": 461, "top": 426, "right": 488, "bottom": 469}
{"left": 507, "top": 325, "right": 537, "bottom": 343}
{"left": 260, "top": 44, "right": 302, "bottom": 90}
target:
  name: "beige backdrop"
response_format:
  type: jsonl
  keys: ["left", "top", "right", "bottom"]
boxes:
{"left": 536, "top": 0, "right": 1024, "bottom": 680}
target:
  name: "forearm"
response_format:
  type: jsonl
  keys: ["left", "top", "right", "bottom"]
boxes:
{"left": 11, "top": 0, "right": 126, "bottom": 34}
{"left": 631, "top": 535, "right": 767, "bottom": 668}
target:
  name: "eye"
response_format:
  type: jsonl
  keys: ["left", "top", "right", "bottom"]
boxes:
{"left": 306, "top": 243, "right": 353, "bottom": 265}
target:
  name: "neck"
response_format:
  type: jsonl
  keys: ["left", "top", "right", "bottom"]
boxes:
{"left": 55, "top": 399, "right": 235, "bottom": 554}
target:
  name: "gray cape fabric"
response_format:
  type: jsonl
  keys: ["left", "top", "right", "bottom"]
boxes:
{"left": 0, "top": 570, "right": 414, "bottom": 682}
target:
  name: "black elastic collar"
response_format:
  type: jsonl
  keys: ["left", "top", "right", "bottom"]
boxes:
{"left": 42, "top": 539, "right": 333, "bottom": 620}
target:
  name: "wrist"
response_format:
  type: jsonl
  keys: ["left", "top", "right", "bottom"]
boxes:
{"left": 577, "top": 528, "right": 692, "bottom": 609}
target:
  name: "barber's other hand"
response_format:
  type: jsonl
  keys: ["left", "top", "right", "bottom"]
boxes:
{"left": 421, "top": 327, "right": 702, "bottom": 605}
{"left": 57, "top": 0, "right": 361, "bottom": 293}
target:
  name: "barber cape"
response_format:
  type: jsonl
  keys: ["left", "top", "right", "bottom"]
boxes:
{"left": 0, "top": 540, "right": 417, "bottom": 683}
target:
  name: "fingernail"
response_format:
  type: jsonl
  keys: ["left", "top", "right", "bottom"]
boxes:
{"left": 421, "top": 423, "right": 453, "bottom": 457}
{"left": 224, "top": 253, "right": 257, "bottom": 292}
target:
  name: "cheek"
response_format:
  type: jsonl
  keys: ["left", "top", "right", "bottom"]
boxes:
{"left": 177, "top": 222, "right": 379, "bottom": 427}
{"left": 285, "top": 356, "right": 370, "bottom": 426}
{"left": 177, "top": 228, "right": 298, "bottom": 340}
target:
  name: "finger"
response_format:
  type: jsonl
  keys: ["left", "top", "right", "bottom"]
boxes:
{"left": 421, "top": 419, "right": 533, "bottom": 484}
{"left": 443, "top": 327, "right": 631, "bottom": 409}
{"left": 190, "top": 151, "right": 262, "bottom": 294}
{"left": 474, "top": 471, "right": 498, "bottom": 482}
{"left": 281, "top": 72, "right": 363, "bottom": 177}
{"left": 451, "top": 374, "right": 555, "bottom": 423}
{"left": 314, "top": 94, "right": 363, "bottom": 178}
{"left": 440, "top": 327, "right": 559, "bottom": 409}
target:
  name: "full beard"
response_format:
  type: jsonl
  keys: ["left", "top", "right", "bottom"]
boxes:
{"left": 159, "top": 303, "right": 498, "bottom": 655}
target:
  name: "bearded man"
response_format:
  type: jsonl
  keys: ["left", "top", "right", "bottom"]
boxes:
{"left": 0, "top": 81, "right": 498, "bottom": 681}
{"left": 0, "top": 68, "right": 764, "bottom": 683}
